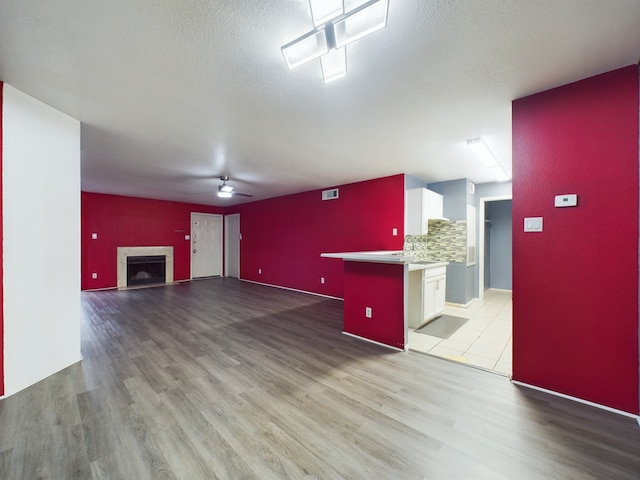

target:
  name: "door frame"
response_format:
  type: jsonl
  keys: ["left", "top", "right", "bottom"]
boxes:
{"left": 224, "top": 213, "right": 240, "bottom": 278}
{"left": 190, "top": 212, "right": 223, "bottom": 279}
{"left": 478, "top": 195, "right": 512, "bottom": 300}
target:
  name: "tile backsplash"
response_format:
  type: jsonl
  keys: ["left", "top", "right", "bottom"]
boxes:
{"left": 403, "top": 220, "right": 467, "bottom": 263}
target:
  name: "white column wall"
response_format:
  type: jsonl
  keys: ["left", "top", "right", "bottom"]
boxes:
{"left": 2, "top": 85, "right": 81, "bottom": 396}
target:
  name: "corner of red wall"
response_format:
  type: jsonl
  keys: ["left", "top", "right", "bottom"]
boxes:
{"left": 226, "top": 173, "right": 406, "bottom": 298}
{"left": 81, "top": 192, "right": 225, "bottom": 290}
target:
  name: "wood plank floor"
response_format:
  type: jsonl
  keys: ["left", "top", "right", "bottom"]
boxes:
{"left": 1, "top": 278, "right": 639, "bottom": 479}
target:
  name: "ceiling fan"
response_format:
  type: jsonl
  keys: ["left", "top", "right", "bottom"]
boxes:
{"left": 218, "top": 176, "right": 252, "bottom": 198}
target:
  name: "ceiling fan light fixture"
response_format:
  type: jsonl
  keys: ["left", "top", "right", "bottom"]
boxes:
{"left": 217, "top": 189, "right": 232, "bottom": 198}
{"left": 333, "top": 0, "right": 389, "bottom": 49}
{"left": 309, "top": 0, "right": 344, "bottom": 27}
{"left": 220, "top": 184, "right": 233, "bottom": 193}
{"left": 281, "top": 29, "right": 329, "bottom": 69}
{"left": 321, "top": 47, "right": 347, "bottom": 83}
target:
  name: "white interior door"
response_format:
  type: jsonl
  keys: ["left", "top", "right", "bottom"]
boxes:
{"left": 191, "top": 213, "right": 223, "bottom": 278}
{"left": 224, "top": 213, "right": 240, "bottom": 278}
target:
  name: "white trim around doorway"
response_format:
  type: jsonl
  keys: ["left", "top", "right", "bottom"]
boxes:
{"left": 478, "top": 195, "right": 512, "bottom": 301}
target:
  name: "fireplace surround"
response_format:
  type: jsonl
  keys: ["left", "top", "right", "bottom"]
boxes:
{"left": 117, "top": 246, "right": 174, "bottom": 289}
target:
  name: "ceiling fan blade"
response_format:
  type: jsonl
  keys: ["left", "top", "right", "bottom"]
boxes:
{"left": 233, "top": 192, "right": 253, "bottom": 198}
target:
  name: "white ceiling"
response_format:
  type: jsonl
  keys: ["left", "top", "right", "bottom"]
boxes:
{"left": 1, "top": 1, "right": 639, "bottom": 206}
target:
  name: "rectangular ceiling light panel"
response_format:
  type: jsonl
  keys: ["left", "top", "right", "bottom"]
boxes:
{"left": 282, "top": 29, "right": 329, "bottom": 69}
{"left": 309, "top": 0, "right": 344, "bottom": 27}
{"left": 466, "top": 138, "right": 498, "bottom": 167}
{"left": 333, "top": 0, "right": 389, "bottom": 48}
{"left": 321, "top": 47, "right": 347, "bottom": 83}
{"left": 490, "top": 165, "right": 511, "bottom": 182}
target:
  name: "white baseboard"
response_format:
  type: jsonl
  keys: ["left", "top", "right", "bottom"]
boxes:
{"left": 240, "top": 278, "right": 343, "bottom": 301}
{"left": 512, "top": 380, "right": 640, "bottom": 423}
{"left": 342, "top": 331, "right": 404, "bottom": 351}
{"left": 445, "top": 299, "right": 475, "bottom": 308}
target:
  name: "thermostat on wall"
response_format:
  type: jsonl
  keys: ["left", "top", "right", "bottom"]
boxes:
{"left": 554, "top": 194, "right": 578, "bottom": 207}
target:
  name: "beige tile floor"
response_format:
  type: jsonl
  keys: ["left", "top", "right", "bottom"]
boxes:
{"left": 408, "top": 289, "right": 512, "bottom": 375}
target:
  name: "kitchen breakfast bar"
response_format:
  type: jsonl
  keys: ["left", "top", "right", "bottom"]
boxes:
{"left": 321, "top": 251, "right": 448, "bottom": 350}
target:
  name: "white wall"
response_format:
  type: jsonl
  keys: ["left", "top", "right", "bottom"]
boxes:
{"left": 2, "top": 84, "right": 81, "bottom": 396}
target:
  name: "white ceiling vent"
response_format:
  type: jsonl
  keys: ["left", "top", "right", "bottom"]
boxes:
{"left": 322, "top": 188, "right": 339, "bottom": 201}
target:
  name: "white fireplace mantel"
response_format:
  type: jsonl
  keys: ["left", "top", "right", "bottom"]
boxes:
{"left": 117, "top": 246, "right": 174, "bottom": 289}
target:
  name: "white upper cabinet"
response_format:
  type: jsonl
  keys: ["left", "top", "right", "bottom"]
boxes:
{"left": 425, "top": 189, "right": 444, "bottom": 220}
{"left": 405, "top": 188, "right": 445, "bottom": 235}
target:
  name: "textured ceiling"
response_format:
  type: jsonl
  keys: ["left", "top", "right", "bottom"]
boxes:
{"left": 1, "top": 0, "right": 639, "bottom": 205}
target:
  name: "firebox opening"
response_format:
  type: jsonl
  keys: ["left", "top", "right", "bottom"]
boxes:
{"left": 126, "top": 255, "right": 166, "bottom": 287}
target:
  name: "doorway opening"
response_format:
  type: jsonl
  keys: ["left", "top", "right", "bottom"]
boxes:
{"left": 224, "top": 213, "right": 240, "bottom": 278}
{"left": 479, "top": 196, "right": 512, "bottom": 299}
{"left": 408, "top": 195, "right": 512, "bottom": 376}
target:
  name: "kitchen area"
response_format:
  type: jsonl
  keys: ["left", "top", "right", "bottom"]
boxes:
{"left": 322, "top": 177, "right": 512, "bottom": 375}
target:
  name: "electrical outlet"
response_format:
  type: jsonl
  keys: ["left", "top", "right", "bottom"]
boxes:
{"left": 91, "top": 233, "right": 98, "bottom": 240}
{"left": 392, "top": 228, "right": 398, "bottom": 236}
{"left": 365, "top": 307, "right": 372, "bottom": 318}
{"left": 320, "top": 277, "right": 325, "bottom": 284}
{"left": 92, "top": 273, "right": 98, "bottom": 279}
{"left": 258, "top": 268, "right": 262, "bottom": 274}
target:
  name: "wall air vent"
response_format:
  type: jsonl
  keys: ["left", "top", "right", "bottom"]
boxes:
{"left": 322, "top": 188, "right": 339, "bottom": 201}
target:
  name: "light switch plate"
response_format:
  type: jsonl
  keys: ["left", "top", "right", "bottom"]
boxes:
{"left": 524, "top": 217, "right": 543, "bottom": 232}
{"left": 91, "top": 233, "right": 98, "bottom": 239}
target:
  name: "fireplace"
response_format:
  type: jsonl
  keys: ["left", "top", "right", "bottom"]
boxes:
{"left": 117, "top": 246, "right": 174, "bottom": 289}
{"left": 127, "top": 255, "right": 166, "bottom": 286}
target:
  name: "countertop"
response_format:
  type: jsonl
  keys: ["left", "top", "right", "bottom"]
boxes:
{"left": 320, "top": 250, "right": 448, "bottom": 270}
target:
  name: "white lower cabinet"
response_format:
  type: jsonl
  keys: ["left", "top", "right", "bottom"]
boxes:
{"left": 423, "top": 266, "right": 447, "bottom": 323}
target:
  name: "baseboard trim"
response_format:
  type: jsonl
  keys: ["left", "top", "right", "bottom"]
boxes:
{"left": 239, "top": 278, "right": 343, "bottom": 301}
{"left": 342, "top": 332, "right": 404, "bottom": 351}
{"left": 445, "top": 299, "right": 475, "bottom": 308}
{"left": 82, "top": 286, "right": 117, "bottom": 292}
{"left": 512, "top": 380, "right": 640, "bottom": 422}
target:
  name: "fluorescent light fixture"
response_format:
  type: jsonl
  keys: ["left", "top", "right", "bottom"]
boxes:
{"left": 309, "top": 0, "right": 343, "bottom": 27}
{"left": 282, "top": 29, "right": 329, "bottom": 69}
{"left": 466, "top": 138, "right": 498, "bottom": 167}
{"left": 490, "top": 165, "right": 511, "bottom": 182}
{"left": 467, "top": 137, "right": 511, "bottom": 181}
{"left": 321, "top": 47, "right": 347, "bottom": 83}
{"left": 333, "top": 0, "right": 389, "bottom": 49}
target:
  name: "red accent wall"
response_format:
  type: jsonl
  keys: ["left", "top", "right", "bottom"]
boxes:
{"left": 81, "top": 192, "right": 224, "bottom": 290}
{"left": 343, "top": 261, "right": 405, "bottom": 349}
{"left": 0, "top": 81, "right": 4, "bottom": 396}
{"left": 512, "top": 65, "right": 639, "bottom": 414}
{"left": 226, "top": 174, "right": 405, "bottom": 298}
